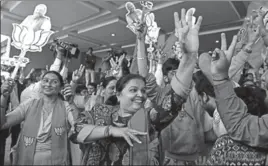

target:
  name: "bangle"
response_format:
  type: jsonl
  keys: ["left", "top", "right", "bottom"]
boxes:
{"left": 137, "top": 57, "right": 145, "bottom": 60}
{"left": 213, "top": 77, "right": 229, "bottom": 82}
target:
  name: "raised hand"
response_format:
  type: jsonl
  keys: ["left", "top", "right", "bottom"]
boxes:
{"left": 110, "top": 57, "right": 118, "bottom": 74}
{"left": 174, "top": 10, "right": 189, "bottom": 43}
{"left": 72, "top": 64, "right": 85, "bottom": 83}
{"left": 156, "top": 49, "right": 165, "bottom": 63}
{"left": 29, "top": 68, "right": 36, "bottom": 74}
{"left": 246, "top": 22, "right": 260, "bottom": 44}
{"left": 118, "top": 54, "right": 125, "bottom": 67}
{"left": 1, "top": 78, "right": 15, "bottom": 98}
{"left": 137, "top": 23, "right": 148, "bottom": 40}
{"left": 220, "top": 33, "right": 238, "bottom": 60}
{"left": 211, "top": 33, "right": 238, "bottom": 82}
{"left": 252, "top": 8, "right": 268, "bottom": 33}
{"left": 245, "top": 16, "right": 261, "bottom": 44}
{"left": 110, "top": 55, "right": 125, "bottom": 77}
{"left": 109, "top": 126, "right": 147, "bottom": 146}
{"left": 63, "top": 83, "right": 74, "bottom": 103}
{"left": 174, "top": 8, "right": 203, "bottom": 54}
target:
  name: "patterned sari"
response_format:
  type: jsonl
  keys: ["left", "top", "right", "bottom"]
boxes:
{"left": 70, "top": 89, "right": 186, "bottom": 166}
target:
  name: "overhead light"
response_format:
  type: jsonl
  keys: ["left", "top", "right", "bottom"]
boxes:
{"left": 110, "top": 43, "right": 116, "bottom": 46}
{"left": 111, "top": 33, "right": 116, "bottom": 37}
{"left": 93, "top": 48, "right": 112, "bottom": 53}
{"left": 215, "top": 40, "right": 219, "bottom": 43}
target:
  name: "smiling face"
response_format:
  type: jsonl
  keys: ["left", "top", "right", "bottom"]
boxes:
{"left": 117, "top": 78, "right": 147, "bottom": 114}
{"left": 40, "top": 73, "right": 62, "bottom": 96}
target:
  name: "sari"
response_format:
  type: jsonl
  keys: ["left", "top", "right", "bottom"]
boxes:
{"left": 70, "top": 88, "right": 186, "bottom": 165}
{"left": 1, "top": 97, "right": 75, "bottom": 165}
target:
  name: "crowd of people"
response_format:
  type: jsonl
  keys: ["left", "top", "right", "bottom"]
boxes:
{"left": 1, "top": 3, "right": 268, "bottom": 166}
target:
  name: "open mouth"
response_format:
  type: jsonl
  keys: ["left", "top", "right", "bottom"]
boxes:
{"left": 133, "top": 97, "right": 145, "bottom": 103}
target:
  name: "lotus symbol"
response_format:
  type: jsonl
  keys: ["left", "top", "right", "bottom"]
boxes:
{"left": 11, "top": 23, "right": 53, "bottom": 52}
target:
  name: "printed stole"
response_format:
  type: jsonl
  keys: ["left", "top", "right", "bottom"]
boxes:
{"left": 15, "top": 98, "right": 69, "bottom": 165}
{"left": 128, "top": 108, "right": 151, "bottom": 165}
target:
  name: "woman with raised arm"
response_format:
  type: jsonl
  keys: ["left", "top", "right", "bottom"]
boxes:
{"left": 70, "top": 73, "right": 186, "bottom": 165}
{"left": 0, "top": 71, "right": 79, "bottom": 165}
{"left": 70, "top": 8, "right": 201, "bottom": 166}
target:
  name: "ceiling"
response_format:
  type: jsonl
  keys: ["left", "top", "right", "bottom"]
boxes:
{"left": 1, "top": 1, "right": 249, "bottom": 57}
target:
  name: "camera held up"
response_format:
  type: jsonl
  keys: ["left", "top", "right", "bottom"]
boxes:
{"left": 49, "top": 39, "right": 80, "bottom": 59}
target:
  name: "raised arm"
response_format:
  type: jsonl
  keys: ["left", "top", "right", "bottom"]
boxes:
{"left": 70, "top": 65, "right": 85, "bottom": 94}
{"left": 171, "top": 9, "right": 202, "bottom": 99}
{"left": 214, "top": 80, "right": 268, "bottom": 148}
{"left": 149, "top": 9, "right": 203, "bottom": 129}
{"left": 210, "top": 26, "right": 268, "bottom": 148}
{"left": 1, "top": 79, "right": 32, "bottom": 129}
{"left": 50, "top": 45, "right": 65, "bottom": 72}
{"left": 136, "top": 25, "right": 149, "bottom": 78}
{"left": 130, "top": 41, "right": 139, "bottom": 74}
{"left": 229, "top": 21, "right": 261, "bottom": 83}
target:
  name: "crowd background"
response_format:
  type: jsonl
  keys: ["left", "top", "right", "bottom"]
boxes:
{"left": 1, "top": 1, "right": 268, "bottom": 166}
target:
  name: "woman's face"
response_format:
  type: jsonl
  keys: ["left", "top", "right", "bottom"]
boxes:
{"left": 117, "top": 78, "right": 147, "bottom": 114}
{"left": 103, "top": 80, "right": 117, "bottom": 100}
{"left": 41, "top": 73, "right": 62, "bottom": 96}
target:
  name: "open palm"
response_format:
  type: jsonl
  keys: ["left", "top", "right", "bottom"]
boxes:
{"left": 174, "top": 8, "right": 202, "bottom": 53}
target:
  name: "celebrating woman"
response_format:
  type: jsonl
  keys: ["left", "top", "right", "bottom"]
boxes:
{"left": 0, "top": 71, "right": 78, "bottom": 165}
{"left": 71, "top": 73, "right": 186, "bottom": 165}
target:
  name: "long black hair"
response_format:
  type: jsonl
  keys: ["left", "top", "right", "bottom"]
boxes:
{"left": 116, "top": 74, "right": 146, "bottom": 93}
